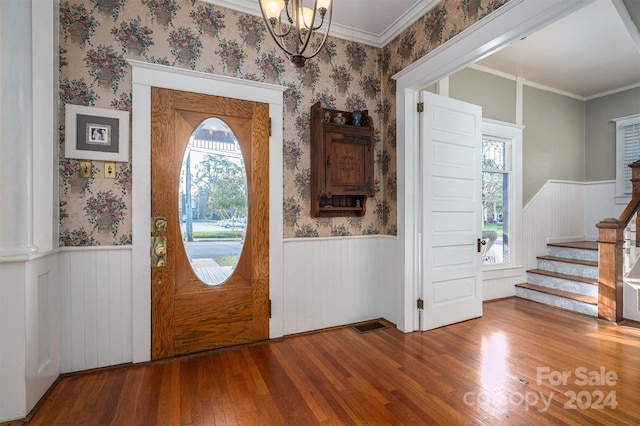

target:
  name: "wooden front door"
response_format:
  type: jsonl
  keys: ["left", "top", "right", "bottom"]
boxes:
{"left": 151, "top": 88, "right": 269, "bottom": 359}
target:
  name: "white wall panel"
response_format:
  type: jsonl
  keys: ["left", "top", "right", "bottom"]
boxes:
{"left": 522, "top": 180, "right": 625, "bottom": 272}
{"left": 379, "top": 237, "right": 401, "bottom": 326}
{"left": 0, "top": 252, "right": 60, "bottom": 422}
{"left": 584, "top": 181, "right": 623, "bottom": 240}
{"left": 0, "top": 262, "right": 27, "bottom": 421}
{"left": 59, "top": 247, "right": 132, "bottom": 373}
{"left": 482, "top": 267, "right": 522, "bottom": 300}
{"left": 522, "top": 181, "right": 586, "bottom": 270}
{"left": 25, "top": 253, "right": 60, "bottom": 412}
{"left": 283, "top": 236, "right": 394, "bottom": 335}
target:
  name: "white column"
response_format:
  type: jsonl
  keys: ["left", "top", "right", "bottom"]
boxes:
{"left": 0, "top": 0, "right": 38, "bottom": 257}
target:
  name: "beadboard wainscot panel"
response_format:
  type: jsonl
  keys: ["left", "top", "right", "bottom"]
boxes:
{"left": 59, "top": 246, "right": 132, "bottom": 373}
{"left": 283, "top": 236, "right": 393, "bottom": 335}
{"left": 483, "top": 267, "right": 524, "bottom": 300}
{"left": 522, "top": 181, "right": 586, "bottom": 271}
{"left": 379, "top": 236, "right": 401, "bottom": 327}
{"left": 584, "top": 180, "right": 623, "bottom": 240}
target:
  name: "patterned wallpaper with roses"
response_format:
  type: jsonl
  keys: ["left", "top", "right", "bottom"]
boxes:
{"left": 58, "top": 0, "right": 507, "bottom": 246}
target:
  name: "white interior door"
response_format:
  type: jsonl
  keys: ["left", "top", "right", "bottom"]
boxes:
{"left": 420, "top": 91, "right": 483, "bottom": 330}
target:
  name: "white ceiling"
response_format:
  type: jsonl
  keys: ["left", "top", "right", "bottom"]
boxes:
{"left": 476, "top": 0, "right": 640, "bottom": 99}
{"left": 210, "top": 0, "right": 640, "bottom": 99}
{"left": 210, "top": 0, "right": 432, "bottom": 46}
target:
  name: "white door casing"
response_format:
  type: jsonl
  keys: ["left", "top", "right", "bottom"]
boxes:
{"left": 420, "top": 91, "right": 483, "bottom": 330}
{"left": 394, "top": 0, "right": 591, "bottom": 332}
{"left": 129, "top": 60, "right": 285, "bottom": 362}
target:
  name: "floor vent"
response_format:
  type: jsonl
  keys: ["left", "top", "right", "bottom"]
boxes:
{"left": 352, "top": 321, "right": 388, "bottom": 334}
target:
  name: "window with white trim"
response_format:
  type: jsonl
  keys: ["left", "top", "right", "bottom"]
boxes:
{"left": 615, "top": 114, "right": 640, "bottom": 197}
{"left": 482, "top": 136, "right": 510, "bottom": 264}
{"left": 481, "top": 120, "right": 523, "bottom": 269}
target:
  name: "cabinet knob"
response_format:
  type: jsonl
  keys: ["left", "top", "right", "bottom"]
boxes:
{"left": 326, "top": 156, "right": 331, "bottom": 167}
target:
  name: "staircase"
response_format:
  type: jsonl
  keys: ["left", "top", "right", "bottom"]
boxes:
{"left": 515, "top": 241, "right": 598, "bottom": 316}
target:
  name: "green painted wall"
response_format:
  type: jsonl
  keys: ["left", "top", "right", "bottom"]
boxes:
{"left": 522, "top": 86, "right": 585, "bottom": 204}
{"left": 585, "top": 87, "right": 640, "bottom": 181}
{"left": 449, "top": 67, "right": 516, "bottom": 123}
{"left": 448, "top": 67, "right": 587, "bottom": 205}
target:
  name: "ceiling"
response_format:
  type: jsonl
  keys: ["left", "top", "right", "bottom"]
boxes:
{"left": 475, "top": 0, "right": 640, "bottom": 99}
{"left": 211, "top": 0, "right": 640, "bottom": 99}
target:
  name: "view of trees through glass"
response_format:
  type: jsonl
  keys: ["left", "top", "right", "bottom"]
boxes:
{"left": 482, "top": 137, "right": 509, "bottom": 265}
{"left": 179, "top": 118, "right": 247, "bottom": 286}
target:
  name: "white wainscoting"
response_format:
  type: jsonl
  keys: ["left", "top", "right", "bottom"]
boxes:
{"left": 58, "top": 237, "right": 400, "bottom": 372}
{"left": 522, "top": 180, "right": 623, "bottom": 270}
{"left": 483, "top": 267, "right": 523, "bottom": 300}
{"left": 522, "top": 181, "right": 587, "bottom": 270}
{"left": 584, "top": 180, "right": 624, "bottom": 241}
{"left": 283, "top": 235, "right": 397, "bottom": 335}
{"left": 59, "top": 246, "right": 132, "bottom": 373}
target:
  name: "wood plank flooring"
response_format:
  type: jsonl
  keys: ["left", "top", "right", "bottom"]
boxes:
{"left": 17, "top": 298, "right": 640, "bottom": 425}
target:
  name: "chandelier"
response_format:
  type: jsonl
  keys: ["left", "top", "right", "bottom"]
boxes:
{"left": 258, "top": 0, "right": 333, "bottom": 68}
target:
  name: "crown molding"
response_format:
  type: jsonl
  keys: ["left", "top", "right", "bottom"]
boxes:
{"left": 203, "top": 0, "right": 437, "bottom": 48}
{"left": 375, "top": 0, "right": 439, "bottom": 47}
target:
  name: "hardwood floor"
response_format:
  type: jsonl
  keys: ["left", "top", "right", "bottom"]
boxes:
{"left": 20, "top": 298, "right": 640, "bottom": 425}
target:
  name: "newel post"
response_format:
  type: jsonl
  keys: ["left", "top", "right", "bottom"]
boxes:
{"left": 596, "top": 218, "right": 625, "bottom": 323}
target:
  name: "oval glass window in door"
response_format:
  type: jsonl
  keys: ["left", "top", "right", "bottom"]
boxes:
{"left": 178, "top": 118, "right": 247, "bottom": 286}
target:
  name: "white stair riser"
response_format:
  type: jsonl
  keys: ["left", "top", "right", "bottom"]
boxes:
{"left": 516, "top": 287, "right": 597, "bottom": 317}
{"left": 537, "top": 259, "right": 598, "bottom": 279}
{"left": 547, "top": 246, "right": 598, "bottom": 262}
{"left": 526, "top": 272, "right": 597, "bottom": 297}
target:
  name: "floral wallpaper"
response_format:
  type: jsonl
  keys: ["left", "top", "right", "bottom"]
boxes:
{"left": 58, "top": 0, "right": 508, "bottom": 246}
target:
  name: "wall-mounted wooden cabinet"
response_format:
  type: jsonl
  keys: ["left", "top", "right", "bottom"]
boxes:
{"left": 310, "top": 102, "right": 374, "bottom": 217}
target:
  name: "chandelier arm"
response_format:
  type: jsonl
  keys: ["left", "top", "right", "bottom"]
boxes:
{"left": 273, "top": 17, "right": 293, "bottom": 38}
{"left": 311, "top": 16, "right": 324, "bottom": 32}
{"left": 259, "top": 4, "right": 297, "bottom": 57}
{"left": 295, "top": 0, "right": 319, "bottom": 53}
{"left": 302, "top": 2, "right": 332, "bottom": 60}
{"left": 283, "top": 0, "right": 293, "bottom": 24}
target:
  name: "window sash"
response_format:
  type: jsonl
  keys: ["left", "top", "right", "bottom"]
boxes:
{"left": 615, "top": 115, "right": 640, "bottom": 196}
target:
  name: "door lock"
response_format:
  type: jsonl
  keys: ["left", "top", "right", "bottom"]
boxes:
{"left": 151, "top": 236, "right": 167, "bottom": 267}
{"left": 477, "top": 238, "right": 486, "bottom": 253}
{"left": 152, "top": 216, "right": 167, "bottom": 232}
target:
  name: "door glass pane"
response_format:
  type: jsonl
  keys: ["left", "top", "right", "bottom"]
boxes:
{"left": 482, "top": 137, "right": 509, "bottom": 265}
{"left": 179, "top": 118, "right": 247, "bottom": 286}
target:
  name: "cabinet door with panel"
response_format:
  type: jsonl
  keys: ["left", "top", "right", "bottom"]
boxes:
{"left": 325, "top": 128, "right": 372, "bottom": 196}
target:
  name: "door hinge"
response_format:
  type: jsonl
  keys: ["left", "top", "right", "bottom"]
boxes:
{"left": 269, "top": 117, "right": 272, "bottom": 136}
{"left": 417, "top": 298, "right": 424, "bottom": 310}
{"left": 268, "top": 299, "right": 272, "bottom": 318}
{"left": 417, "top": 102, "right": 424, "bottom": 113}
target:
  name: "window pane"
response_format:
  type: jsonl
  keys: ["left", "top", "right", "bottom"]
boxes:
{"left": 482, "top": 170, "right": 509, "bottom": 265}
{"left": 622, "top": 123, "right": 640, "bottom": 194}
{"left": 482, "top": 138, "right": 506, "bottom": 171}
{"left": 179, "top": 118, "right": 247, "bottom": 286}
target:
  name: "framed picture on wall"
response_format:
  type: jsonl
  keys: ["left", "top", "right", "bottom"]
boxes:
{"left": 65, "top": 104, "right": 130, "bottom": 162}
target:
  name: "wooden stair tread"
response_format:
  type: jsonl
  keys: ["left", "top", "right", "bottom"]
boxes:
{"left": 537, "top": 255, "right": 598, "bottom": 267}
{"left": 547, "top": 241, "right": 598, "bottom": 251}
{"left": 516, "top": 283, "right": 597, "bottom": 305}
{"left": 527, "top": 268, "right": 597, "bottom": 285}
